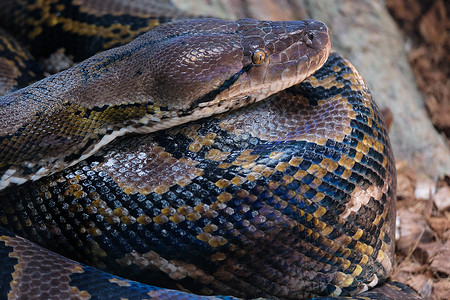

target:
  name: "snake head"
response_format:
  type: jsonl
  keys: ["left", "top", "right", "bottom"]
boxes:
{"left": 220, "top": 18, "right": 331, "bottom": 110}
{"left": 141, "top": 18, "right": 330, "bottom": 115}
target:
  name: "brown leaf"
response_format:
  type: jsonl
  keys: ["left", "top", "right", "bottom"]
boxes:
{"left": 396, "top": 161, "right": 417, "bottom": 201}
{"left": 429, "top": 240, "right": 450, "bottom": 276}
{"left": 432, "top": 280, "right": 450, "bottom": 300}
{"left": 397, "top": 208, "right": 435, "bottom": 255}
{"left": 409, "top": 274, "right": 434, "bottom": 299}
{"left": 419, "top": 0, "right": 447, "bottom": 45}
{"left": 427, "top": 216, "right": 450, "bottom": 238}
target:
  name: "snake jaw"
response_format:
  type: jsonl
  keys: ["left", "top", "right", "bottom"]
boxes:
{"left": 218, "top": 19, "right": 331, "bottom": 109}
{"left": 147, "top": 18, "right": 331, "bottom": 114}
{"left": 185, "top": 19, "right": 331, "bottom": 116}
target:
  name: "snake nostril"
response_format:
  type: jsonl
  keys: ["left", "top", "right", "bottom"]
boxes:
{"left": 307, "top": 33, "right": 314, "bottom": 41}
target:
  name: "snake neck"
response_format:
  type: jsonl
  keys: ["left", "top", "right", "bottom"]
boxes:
{"left": 0, "top": 18, "right": 330, "bottom": 190}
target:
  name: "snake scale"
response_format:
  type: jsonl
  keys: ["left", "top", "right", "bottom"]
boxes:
{"left": 0, "top": 0, "right": 418, "bottom": 299}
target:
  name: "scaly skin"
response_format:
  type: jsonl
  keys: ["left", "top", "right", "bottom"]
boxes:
{"left": 0, "top": 52, "right": 398, "bottom": 299}
{"left": 0, "top": 18, "right": 330, "bottom": 190}
{"left": 0, "top": 1, "right": 413, "bottom": 299}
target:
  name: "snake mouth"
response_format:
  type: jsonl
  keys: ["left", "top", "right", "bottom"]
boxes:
{"left": 190, "top": 20, "right": 331, "bottom": 114}
{"left": 224, "top": 28, "right": 331, "bottom": 109}
{"left": 186, "top": 42, "right": 331, "bottom": 118}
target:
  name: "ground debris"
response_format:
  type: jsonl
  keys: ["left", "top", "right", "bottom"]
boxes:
{"left": 386, "top": 2, "right": 450, "bottom": 296}
{"left": 386, "top": 0, "right": 450, "bottom": 140}
{"left": 394, "top": 160, "right": 450, "bottom": 299}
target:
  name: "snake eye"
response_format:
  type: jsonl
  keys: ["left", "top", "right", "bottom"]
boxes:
{"left": 251, "top": 49, "right": 266, "bottom": 65}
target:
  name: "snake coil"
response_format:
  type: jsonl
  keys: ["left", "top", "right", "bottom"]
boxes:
{"left": 0, "top": 1, "right": 401, "bottom": 299}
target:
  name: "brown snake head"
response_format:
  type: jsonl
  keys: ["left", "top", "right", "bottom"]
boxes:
{"left": 0, "top": 18, "right": 330, "bottom": 190}
{"left": 144, "top": 18, "right": 331, "bottom": 114}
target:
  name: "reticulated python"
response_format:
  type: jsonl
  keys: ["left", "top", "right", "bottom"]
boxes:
{"left": 0, "top": 1, "right": 416, "bottom": 299}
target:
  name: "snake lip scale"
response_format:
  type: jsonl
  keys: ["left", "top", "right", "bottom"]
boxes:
{"left": 0, "top": 18, "right": 330, "bottom": 191}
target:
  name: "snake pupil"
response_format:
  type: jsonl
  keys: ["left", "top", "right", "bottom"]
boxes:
{"left": 251, "top": 49, "right": 266, "bottom": 65}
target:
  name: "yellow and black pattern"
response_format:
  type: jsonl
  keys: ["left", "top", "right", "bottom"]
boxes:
{"left": 0, "top": 227, "right": 419, "bottom": 300}
{"left": 0, "top": 29, "right": 43, "bottom": 95}
{"left": 0, "top": 0, "right": 421, "bottom": 299}
{"left": 0, "top": 227, "right": 236, "bottom": 299}
{"left": 0, "top": 15, "right": 331, "bottom": 191}
{"left": 0, "top": 53, "right": 399, "bottom": 299}
{"left": 0, "top": 0, "right": 188, "bottom": 61}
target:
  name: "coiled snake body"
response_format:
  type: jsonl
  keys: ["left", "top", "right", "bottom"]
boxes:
{"left": 0, "top": 1, "right": 402, "bottom": 299}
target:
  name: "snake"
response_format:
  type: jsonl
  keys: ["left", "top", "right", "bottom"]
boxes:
{"left": 0, "top": 0, "right": 416, "bottom": 299}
